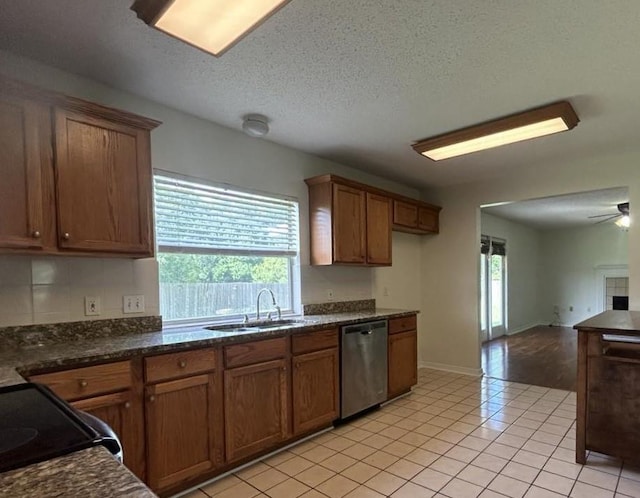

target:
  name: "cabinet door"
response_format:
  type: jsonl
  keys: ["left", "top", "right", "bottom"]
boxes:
{"left": 388, "top": 330, "right": 418, "bottom": 398}
{"left": 393, "top": 200, "right": 418, "bottom": 229}
{"left": 332, "top": 184, "right": 366, "bottom": 263}
{"left": 72, "top": 391, "right": 145, "bottom": 481}
{"left": 418, "top": 206, "right": 439, "bottom": 233}
{"left": 54, "top": 108, "right": 153, "bottom": 255}
{"left": 0, "top": 96, "right": 46, "bottom": 249}
{"left": 224, "top": 358, "right": 289, "bottom": 462}
{"left": 146, "top": 373, "right": 223, "bottom": 492}
{"left": 292, "top": 348, "right": 339, "bottom": 435}
{"left": 366, "top": 193, "right": 392, "bottom": 265}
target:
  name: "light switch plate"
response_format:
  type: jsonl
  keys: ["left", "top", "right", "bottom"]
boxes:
{"left": 123, "top": 295, "right": 145, "bottom": 314}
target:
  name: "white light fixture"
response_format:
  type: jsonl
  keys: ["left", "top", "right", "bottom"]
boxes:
{"left": 242, "top": 114, "right": 269, "bottom": 138}
{"left": 412, "top": 101, "right": 579, "bottom": 161}
{"left": 615, "top": 215, "right": 631, "bottom": 228}
{"left": 131, "top": 0, "right": 292, "bottom": 57}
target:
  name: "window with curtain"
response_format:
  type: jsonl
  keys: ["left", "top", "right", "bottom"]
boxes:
{"left": 154, "top": 172, "right": 299, "bottom": 323}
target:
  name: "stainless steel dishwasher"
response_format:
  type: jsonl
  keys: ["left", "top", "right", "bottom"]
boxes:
{"left": 341, "top": 320, "right": 388, "bottom": 419}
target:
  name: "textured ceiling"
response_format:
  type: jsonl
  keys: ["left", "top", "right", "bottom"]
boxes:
{"left": 482, "top": 187, "right": 629, "bottom": 230}
{"left": 1, "top": 1, "right": 639, "bottom": 188}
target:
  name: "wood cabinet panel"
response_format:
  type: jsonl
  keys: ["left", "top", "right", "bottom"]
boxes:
{"left": 366, "top": 193, "right": 392, "bottom": 265}
{"left": 418, "top": 206, "right": 439, "bottom": 233}
{"left": 30, "top": 361, "right": 132, "bottom": 401}
{"left": 393, "top": 200, "right": 418, "bottom": 229}
{"left": 292, "top": 348, "right": 339, "bottom": 435}
{"left": 388, "top": 330, "right": 418, "bottom": 399}
{"left": 224, "top": 359, "right": 289, "bottom": 462}
{"left": 146, "top": 373, "right": 223, "bottom": 491}
{"left": 224, "top": 336, "right": 288, "bottom": 369}
{"left": 72, "top": 390, "right": 145, "bottom": 480}
{"left": 292, "top": 329, "right": 339, "bottom": 355}
{"left": 389, "top": 315, "right": 417, "bottom": 335}
{"left": 145, "top": 348, "right": 217, "bottom": 383}
{"left": 0, "top": 95, "right": 46, "bottom": 249}
{"left": 332, "top": 183, "right": 367, "bottom": 264}
{"left": 54, "top": 109, "right": 153, "bottom": 255}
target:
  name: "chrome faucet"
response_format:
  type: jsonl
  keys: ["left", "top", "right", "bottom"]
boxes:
{"left": 256, "top": 288, "right": 281, "bottom": 321}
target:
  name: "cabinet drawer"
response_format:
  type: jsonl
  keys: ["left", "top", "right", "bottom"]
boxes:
{"left": 389, "top": 315, "right": 417, "bottom": 334}
{"left": 225, "top": 336, "right": 289, "bottom": 369}
{"left": 145, "top": 348, "right": 217, "bottom": 383}
{"left": 393, "top": 200, "right": 418, "bottom": 228}
{"left": 292, "top": 328, "right": 339, "bottom": 355}
{"left": 30, "top": 361, "right": 132, "bottom": 401}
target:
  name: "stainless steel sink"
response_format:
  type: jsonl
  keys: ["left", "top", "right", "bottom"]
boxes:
{"left": 205, "top": 318, "right": 309, "bottom": 333}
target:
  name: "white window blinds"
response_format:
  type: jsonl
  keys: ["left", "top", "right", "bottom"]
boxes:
{"left": 154, "top": 173, "right": 299, "bottom": 256}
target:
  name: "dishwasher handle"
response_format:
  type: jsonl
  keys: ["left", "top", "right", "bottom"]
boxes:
{"left": 342, "top": 320, "right": 388, "bottom": 335}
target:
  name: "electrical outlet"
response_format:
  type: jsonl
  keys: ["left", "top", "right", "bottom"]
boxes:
{"left": 383, "top": 287, "right": 389, "bottom": 297}
{"left": 327, "top": 289, "right": 334, "bottom": 301}
{"left": 569, "top": 305, "right": 574, "bottom": 312}
{"left": 123, "top": 295, "right": 145, "bottom": 314}
{"left": 84, "top": 296, "right": 101, "bottom": 316}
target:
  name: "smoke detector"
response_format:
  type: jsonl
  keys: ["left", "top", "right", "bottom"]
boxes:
{"left": 242, "top": 114, "right": 269, "bottom": 138}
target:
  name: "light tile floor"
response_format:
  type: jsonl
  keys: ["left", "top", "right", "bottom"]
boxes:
{"left": 179, "top": 368, "right": 640, "bottom": 498}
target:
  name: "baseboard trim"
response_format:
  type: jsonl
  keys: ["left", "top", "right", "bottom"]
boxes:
{"left": 507, "top": 322, "right": 545, "bottom": 336}
{"left": 419, "top": 361, "right": 483, "bottom": 377}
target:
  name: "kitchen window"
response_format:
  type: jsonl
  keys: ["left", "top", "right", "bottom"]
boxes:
{"left": 154, "top": 171, "right": 300, "bottom": 323}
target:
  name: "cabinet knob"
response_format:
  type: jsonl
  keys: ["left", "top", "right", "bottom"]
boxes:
{"left": 149, "top": 395, "right": 156, "bottom": 403}
{"left": 32, "top": 230, "right": 41, "bottom": 238}
{"left": 79, "top": 379, "right": 88, "bottom": 388}
{"left": 62, "top": 232, "right": 70, "bottom": 240}
{"left": 124, "top": 401, "right": 131, "bottom": 409}
{"left": 178, "top": 360, "right": 187, "bottom": 369}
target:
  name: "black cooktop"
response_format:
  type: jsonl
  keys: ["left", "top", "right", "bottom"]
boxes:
{"left": 0, "top": 383, "right": 101, "bottom": 473}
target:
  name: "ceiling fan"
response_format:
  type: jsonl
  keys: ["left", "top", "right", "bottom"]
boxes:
{"left": 588, "top": 202, "right": 630, "bottom": 226}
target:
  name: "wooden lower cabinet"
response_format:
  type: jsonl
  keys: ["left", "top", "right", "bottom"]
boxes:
{"left": 145, "top": 373, "right": 224, "bottom": 492}
{"left": 292, "top": 348, "right": 339, "bottom": 435}
{"left": 224, "top": 358, "right": 289, "bottom": 462}
{"left": 71, "top": 390, "right": 145, "bottom": 480}
{"left": 388, "top": 329, "right": 418, "bottom": 398}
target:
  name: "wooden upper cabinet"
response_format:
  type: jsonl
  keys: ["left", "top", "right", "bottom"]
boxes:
{"left": 0, "top": 77, "right": 160, "bottom": 257}
{"left": 366, "top": 193, "right": 392, "bottom": 265}
{"left": 306, "top": 175, "right": 440, "bottom": 266}
{"left": 333, "top": 184, "right": 366, "bottom": 264}
{"left": 306, "top": 176, "right": 393, "bottom": 266}
{"left": 393, "top": 200, "right": 440, "bottom": 234}
{"left": 0, "top": 95, "right": 48, "bottom": 250}
{"left": 393, "top": 200, "right": 418, "bottom": 229}
{"left": 54, "top": 109, "right": 154, "bottom": 255}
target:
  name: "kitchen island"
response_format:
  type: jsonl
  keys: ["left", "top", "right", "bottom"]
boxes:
{"left": 574, "top": 310, "right": 640, "bottom": 464}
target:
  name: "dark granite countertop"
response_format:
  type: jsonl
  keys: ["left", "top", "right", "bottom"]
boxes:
{"left": 0, "top": 307, "right": 417, "bottom": 497}
{"left": 574, "top": 310, "right": 640, "bottom": 333}
{"left": 0, "top": 446, "right": 155, "bottom": 498}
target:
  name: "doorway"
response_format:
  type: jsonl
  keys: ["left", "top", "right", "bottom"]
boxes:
{"left": 480, "top": 235, "right": 506, "bottom": 342}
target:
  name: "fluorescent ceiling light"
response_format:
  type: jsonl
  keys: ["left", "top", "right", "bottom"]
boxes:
{"left": 413, "top": 101, "right": 579, "bottom": 161}
{"left": 132, "top": 0, "right": 291, "bottom": 57}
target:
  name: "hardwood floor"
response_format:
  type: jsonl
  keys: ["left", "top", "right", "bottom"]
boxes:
{"left": 482, "top": 325, "right": 577, "bottom": 391}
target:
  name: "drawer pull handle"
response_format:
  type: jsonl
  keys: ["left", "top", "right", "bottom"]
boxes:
{"left": 178, "top": 360, "right": 187, "bottom": 368}
{"left": 149, "top": 395, "right": 156, "bottom": 403}
{"left": 32, "top": 230, "right": 41, "bottom": 238}
{"left": 79, "top": 379, "right": 88, "bottom": 388}
{"left": 62, "top": 232, "right": 70, "bottom": 240}
{"left": 124, "top": 402, "right": 131, "bottom": 409}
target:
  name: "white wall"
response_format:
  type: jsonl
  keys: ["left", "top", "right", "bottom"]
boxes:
{"left": 0, "top": 50, "right": 424, "bottom": 327}
{"left": 480, "top": 213, "right": 543, "bottom": 335}
{"left": 421, "top": 151, "right": 639, "bottom": 374}
{"left": 539, "top": 223, "right": 628, "bottom": 326}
